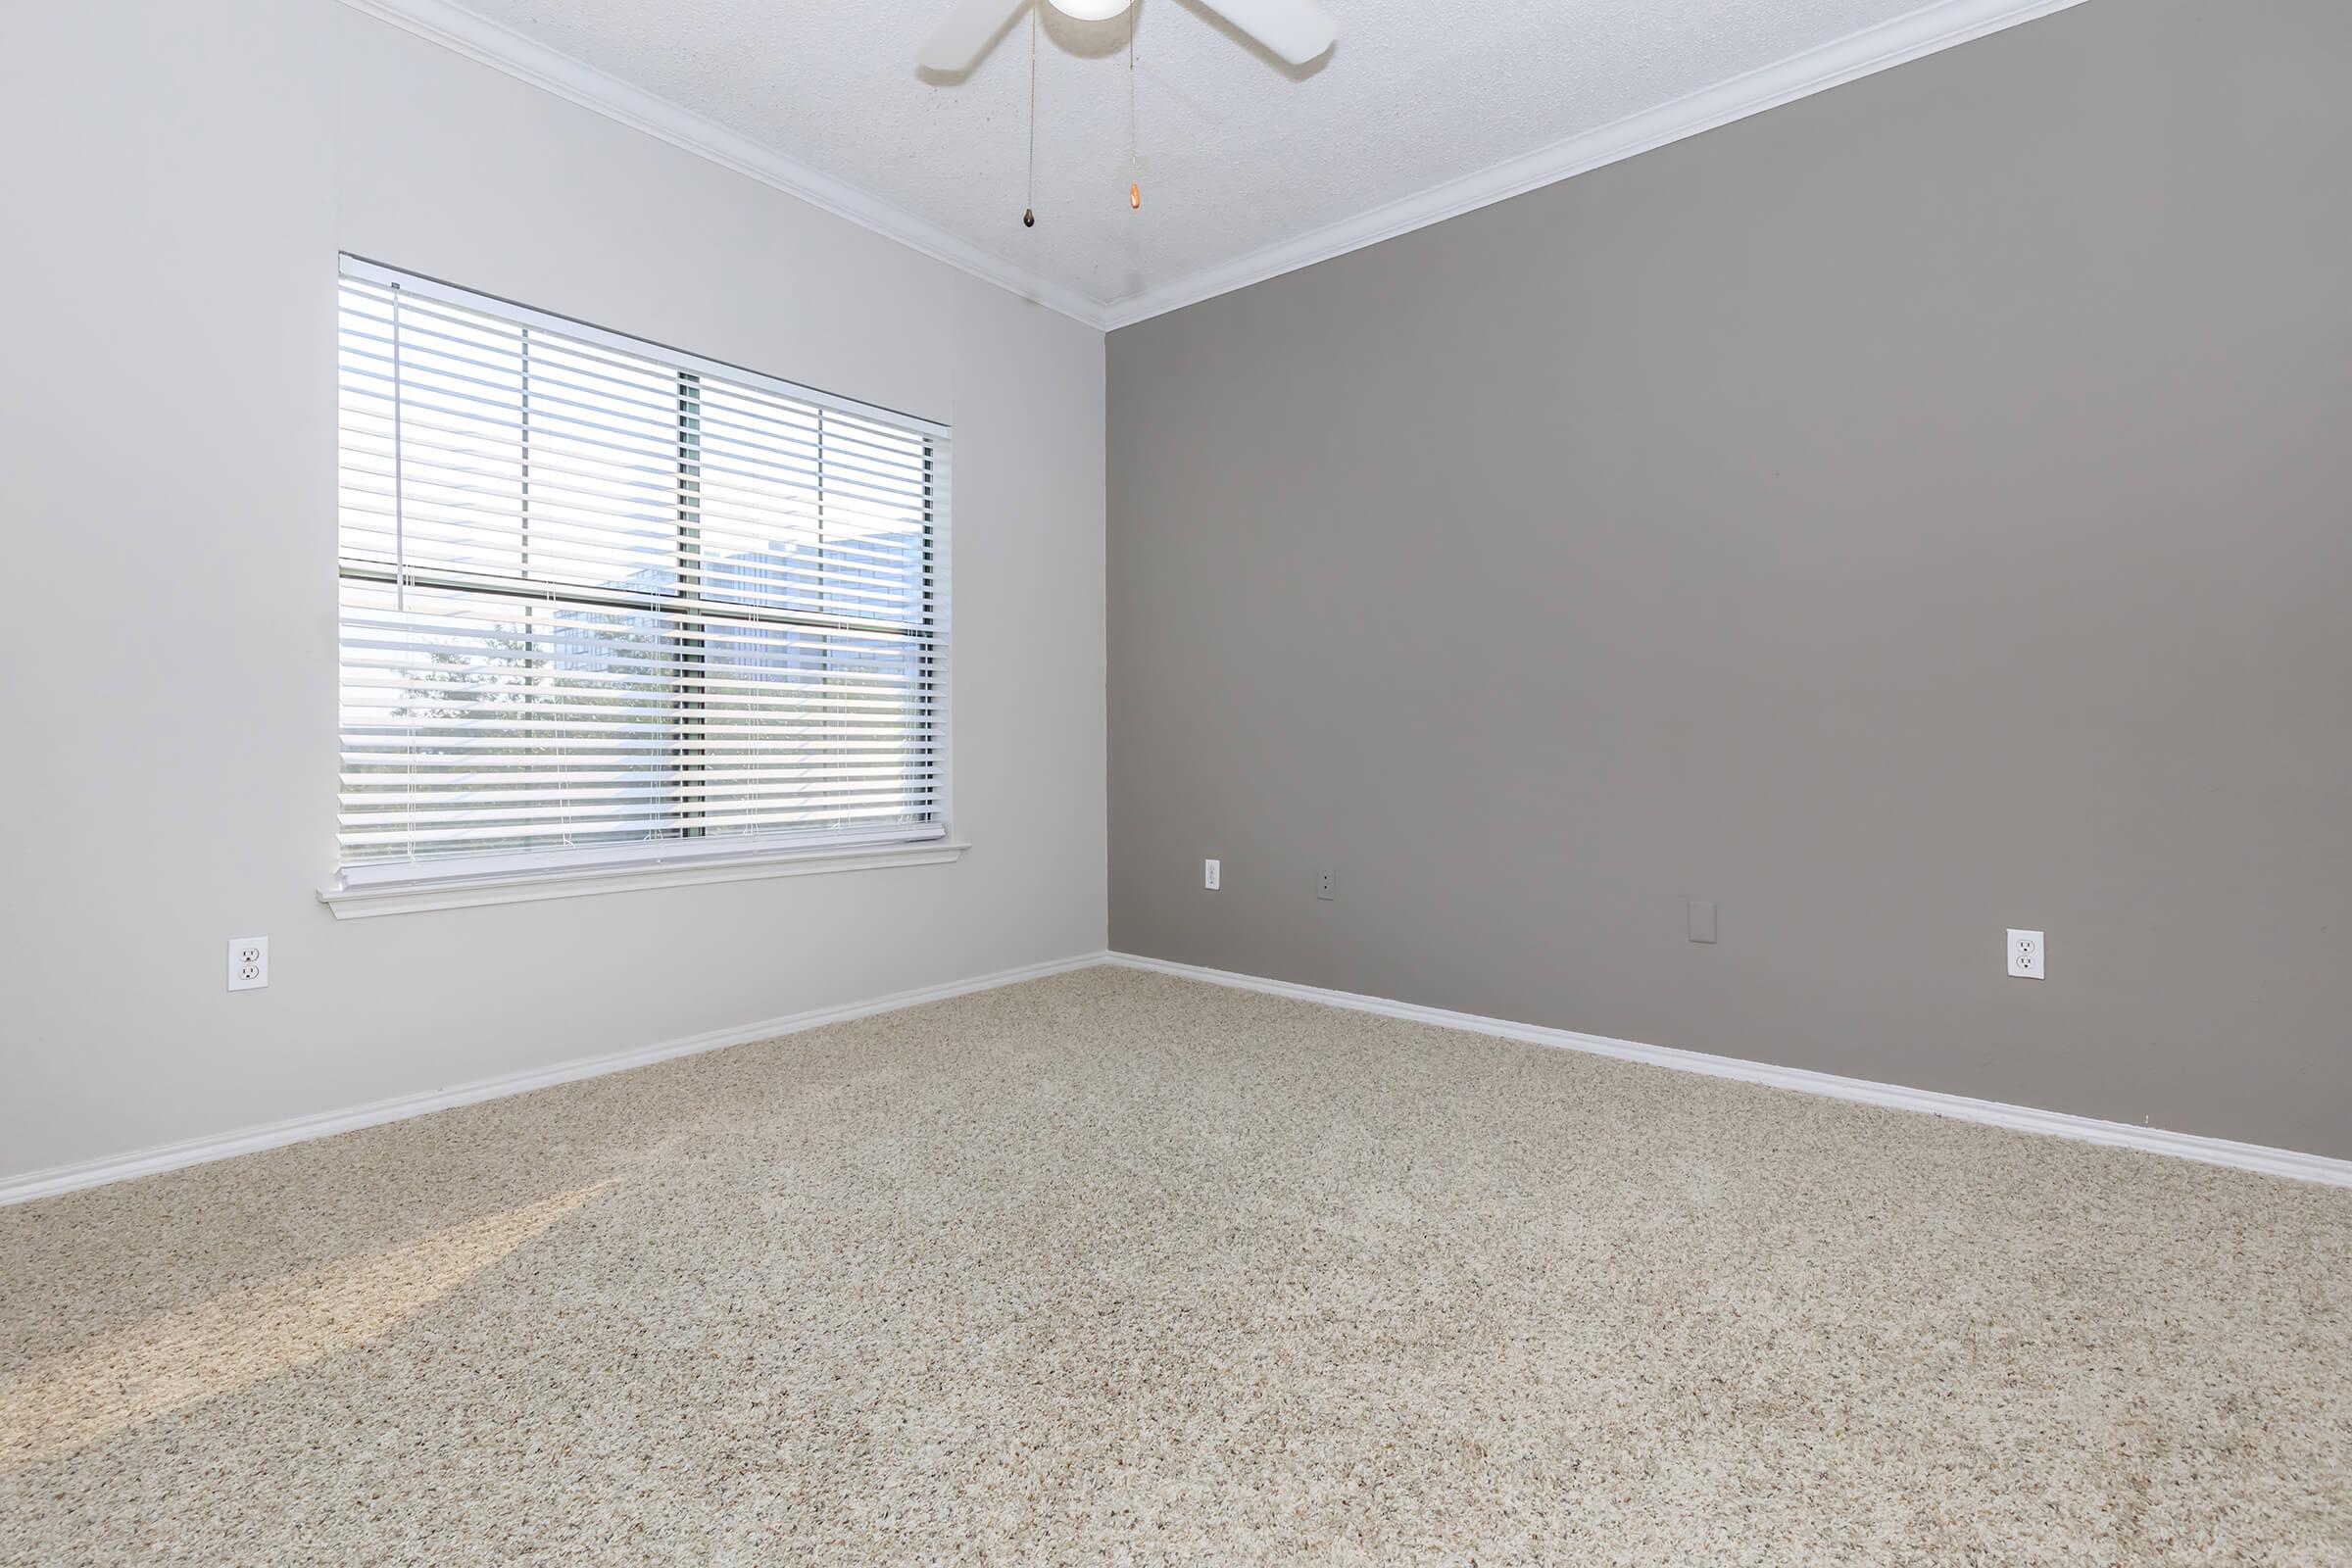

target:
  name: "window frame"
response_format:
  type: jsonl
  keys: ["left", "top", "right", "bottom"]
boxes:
{"left": 320, "top": 257, "right": 958, "bottom": 918}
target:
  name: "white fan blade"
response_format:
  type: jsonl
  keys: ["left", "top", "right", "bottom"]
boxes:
{"left": 917, "top": 0, "right": 1029, "bottom": 72}
{"left": 1190, "top": 0, "right": 1336, "bottom": 66}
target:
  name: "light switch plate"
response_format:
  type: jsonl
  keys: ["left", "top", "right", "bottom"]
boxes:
{"left": 1688, "top": 899, "right": 1717, "bottom": 944}
{"left": 1203, "top": 858, "right": 1221, "bottom": 891}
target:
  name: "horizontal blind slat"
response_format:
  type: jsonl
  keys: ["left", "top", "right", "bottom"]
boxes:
{"left": 337, "top": 380, "right": 936, "bottom": 513}
{"left": 336, "top": 262, "right": 947, "bottom": 872}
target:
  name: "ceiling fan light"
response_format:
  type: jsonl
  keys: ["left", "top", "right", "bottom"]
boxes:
{"left": 1048, "top": 0, "right": 1133, "bottom": 20}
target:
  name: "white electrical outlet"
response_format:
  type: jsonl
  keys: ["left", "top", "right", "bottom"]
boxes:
{"left": 1203, "top": 858, "right": 1221, "bottom": 891}
{"left": 2007, "top": 929, "right": 2044, "bottom": 980}
{"left": 228, "top": 936, "right": 269, "bottom": 992}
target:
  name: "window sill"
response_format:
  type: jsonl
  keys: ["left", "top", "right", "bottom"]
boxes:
{"left": 318, "top": 839, "right": 970, "bottom": 920}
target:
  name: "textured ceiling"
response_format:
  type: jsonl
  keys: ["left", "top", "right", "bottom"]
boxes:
{"left": 432, "top": 0, "right": 1981, "bottom": 317}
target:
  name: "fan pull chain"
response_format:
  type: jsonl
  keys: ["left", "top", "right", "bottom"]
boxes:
{"left": 1127, "top": 3, "right": 1141, "bottom": 209}
{"left": 1022, "top": 5, "right": 1038, "bottom": 227}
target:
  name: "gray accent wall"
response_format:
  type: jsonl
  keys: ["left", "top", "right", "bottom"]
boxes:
{"left": 1107, "top": 0, "right": 2352, "bottom": 1156}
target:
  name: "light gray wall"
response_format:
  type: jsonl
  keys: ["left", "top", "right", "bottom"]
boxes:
{"left": 0, "top": 0, "right": 1105, "bottom": 1182}
{"left": 1108, "top": 0, "right": 2352, "bottom": 1157}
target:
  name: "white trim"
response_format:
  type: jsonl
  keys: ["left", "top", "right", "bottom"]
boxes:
{"left": 1104, "top": 954, "right": 2352, "bottom": 1189}
{"left": 335, "top": 0, "right": 1102, "bottom": 328}
{"left": 319, "top": 840, "right": 971, "bottom": 919}
{"left": 335, "top": 826, "right": 952, "bottom": 891}
{"left": 13, "top": 946, "right": 2342, "bottom": 1205}
{"left": 0, "top": 952, "right": 1109, "bottom": 1206}
{"left": 1097, "top": 0, "right": 2092, "bottom": 329}
{"left": 342, "top": 0, "right": 2092, "bottom": 335}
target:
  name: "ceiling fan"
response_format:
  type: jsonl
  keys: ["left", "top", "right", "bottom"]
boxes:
{"left": 917, "top": 0, "right": 1338, "bottom": 73}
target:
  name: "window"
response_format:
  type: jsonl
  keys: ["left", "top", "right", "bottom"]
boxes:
{"left": 328, "top": 259, "right": 951, "bottom": 909}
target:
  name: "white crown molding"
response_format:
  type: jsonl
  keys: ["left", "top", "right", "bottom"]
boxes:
{"left": 0, "top": 952, "right": 1111, "bottom": 1206}
{"left": 1105, "top": 954, "right": 2352, "bottom": 1189}
{"left": 1097, "top": 0, "right": 2092, "bottom": 329}
{"left": 342, "top": 0, "right": 2090, "bottom": 337}
{"left": 336, "top": 0, "right": 1109, "bottom": 328}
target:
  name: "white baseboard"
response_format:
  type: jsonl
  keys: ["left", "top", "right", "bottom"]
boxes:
{"left": 15, "top": 949, "right": 2342, "bottom": 1204}
{"left": 0, "top": 952, "right": 1111, "bottom": 1207}
{"left": 1105, "top": 953, "right": 2352, "bottom": 1189}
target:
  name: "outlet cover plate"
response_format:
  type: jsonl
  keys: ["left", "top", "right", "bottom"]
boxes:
{"left": 1203, "top": 858, "right": 1221, "bottom": 891}
{"left": 228, "top": 936, "right": 270, "bottom": 992}
{"left": 2007, "top": 928, "right": 2044, "bottom": 980}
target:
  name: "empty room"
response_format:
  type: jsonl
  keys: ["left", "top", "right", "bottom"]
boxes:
{"left": 3, "top": 0, "right": 2347, "bottom": 1560}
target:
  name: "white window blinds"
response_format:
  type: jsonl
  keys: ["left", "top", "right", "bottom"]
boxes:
{"left": 335, "top": 259, "right": 949, "bottom": 885}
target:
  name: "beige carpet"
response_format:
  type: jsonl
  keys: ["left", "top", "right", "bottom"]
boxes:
{"left": 3, "top": 968, "right": 2346, "bottom": 1565}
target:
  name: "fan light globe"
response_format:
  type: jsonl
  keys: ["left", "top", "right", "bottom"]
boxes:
{"left": 916, "top": 0, "right": 1332, "bottom": 74}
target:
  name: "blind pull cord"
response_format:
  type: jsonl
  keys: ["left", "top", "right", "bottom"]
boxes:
{"left": 387, "top": 281, "right": 416, "bottom": 864}
{"left": 389, "top": 281, "right": 407, "bottom": 613}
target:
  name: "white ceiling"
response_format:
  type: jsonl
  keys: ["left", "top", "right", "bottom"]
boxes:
{"left": 368, "top": 0, "right": 2078, "bottom": 326}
